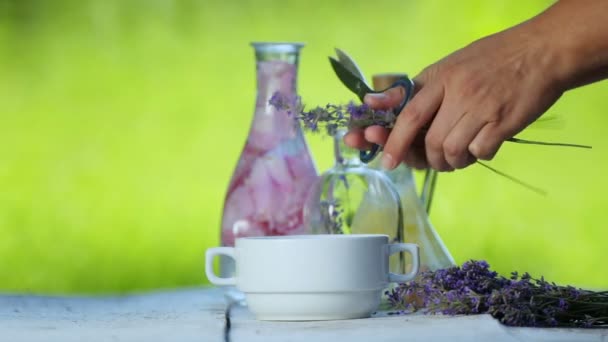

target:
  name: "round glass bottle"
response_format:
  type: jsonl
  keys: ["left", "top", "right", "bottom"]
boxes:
{"left": 303, "top": 130, "right": 406, "bottom": 274}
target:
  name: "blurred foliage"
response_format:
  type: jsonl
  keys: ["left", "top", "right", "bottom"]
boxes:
{"left": 0, "top": 0, "right": 606, "bottom": 294}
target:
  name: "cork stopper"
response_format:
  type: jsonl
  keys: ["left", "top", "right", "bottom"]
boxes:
{"left": 372, "top": 73, "right": 409, "bottom": 91}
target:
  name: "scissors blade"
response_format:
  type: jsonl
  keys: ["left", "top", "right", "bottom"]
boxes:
{"left": 329, "top": 57, "right": 373, "bottom": 102}
{"left": 334, "top": 48, "right": 370, "bottom": 87}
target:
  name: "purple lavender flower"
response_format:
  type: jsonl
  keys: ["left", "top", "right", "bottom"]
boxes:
{"left": 385, "top": 260, "right": 608, "bottom": 328}
{"left": 567, "top": 286, "right": 581, "bottom": 299}
{"left": 346, "top": 101, "right": 370, "bottom": 119}
{"left": 558, "top": 298, "right": 568, "bottom": 310}
{"left": 268, "top": 92, "right": 290, "bottom": 110}
{"left": 268, "top": 91, "right": 400, "bottom": 136}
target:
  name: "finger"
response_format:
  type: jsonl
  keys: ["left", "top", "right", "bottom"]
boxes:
{"left": 363, "top": 86, "right": 406, "bottom": 110}
{"left": 424, "top": 103, "right": 467, "bottom": 171}
{"left": 344, "top": 128, "right": 373, "bottom": 150}
{"left": 382, "top": 83, "right": 444, "bottom": 170}
{"left": 468, "top": 122, "right": 505, "bottom": 160}
{"left": 364, "top": 125, "right": 390, "bottom": 146}
{"left": 442, "top": 113, "right": 486, "bottom": 169}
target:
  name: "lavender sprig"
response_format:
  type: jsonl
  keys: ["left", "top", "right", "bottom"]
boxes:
{"left": 319, "top": 199, "right": 345, "bottom": 234}
{"left": 269, "top": 91, "right": 395, "bottom": 137}
{"left": 386, "top": 260, "right": 608, "bottom": 328}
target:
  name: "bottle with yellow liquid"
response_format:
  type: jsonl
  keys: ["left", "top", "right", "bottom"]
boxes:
{"left": 367, "top": 73, "right": 455, "bottom": 272}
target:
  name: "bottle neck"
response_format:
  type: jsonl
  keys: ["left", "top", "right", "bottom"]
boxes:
{"left": 253, "top": 42, "right": 302, "bottom": 64}
{"left": 334, "top": 131, "right": 362, "bottom": 167}
{"left": 253, "top": 43, "right": 302, "bottom": 110}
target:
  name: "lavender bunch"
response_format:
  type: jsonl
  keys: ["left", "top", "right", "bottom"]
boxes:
{"left": 269, "top": 92, "right": 396, "bottom": 137}
{"left": 386, "top": 260, "right": 608, "bottom": 328}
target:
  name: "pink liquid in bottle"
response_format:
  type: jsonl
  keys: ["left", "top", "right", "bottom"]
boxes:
{"left": 219, "top": 43, "right": 317, "bottom": 302}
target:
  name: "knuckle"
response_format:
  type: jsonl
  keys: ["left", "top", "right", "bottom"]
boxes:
{"left": 403, "top": 103, "right": 423, "bottom": 124}
{"left": 424, "top": 132, "right": 443, "bottom": 152}
{"left": 479, "top": 109, "right": 502, "bottom": 124}
{"left": 469, "top": 142, "right": 495, "bottom": 160}
{"left": 443, "top": 140, "right": 465, "bottom": 160}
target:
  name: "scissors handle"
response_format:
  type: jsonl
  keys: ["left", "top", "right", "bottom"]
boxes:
{"left": 359, "top": 77, "right": 415, "bottom": 163}
{"left": 359, "top": 144, "right": 380, "bottom": 163}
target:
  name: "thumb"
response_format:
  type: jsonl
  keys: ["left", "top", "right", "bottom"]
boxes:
{"left": 363, "top": 86, "right": 406, "bottom": 110}
{"left": 364, "top": 70, "right": 431, "bottom": 110}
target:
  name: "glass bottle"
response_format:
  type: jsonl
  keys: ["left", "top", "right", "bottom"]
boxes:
{"left": 303, "top": 130, "right": 406, "bottom": 275}
{"left": 368, "top": 73, "right": 455, "bottom": 272}
{"left": 220, "top": 42, "right": 318, "bottom": 302}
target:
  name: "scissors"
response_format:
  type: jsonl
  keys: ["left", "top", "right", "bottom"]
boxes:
{"left": 329, "top": 49, "right": 415, "bottom": 163}
{"left": 329, "top": 48, "right": 438, "bottom": 213}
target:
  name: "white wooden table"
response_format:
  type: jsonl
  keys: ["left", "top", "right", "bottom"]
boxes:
{"left": 2, "top": 288, "right": 607, "bottom": 342}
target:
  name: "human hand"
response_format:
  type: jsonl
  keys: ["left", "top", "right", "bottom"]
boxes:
{"left": 345, "top": 23, "right": 566, "bottom": 171}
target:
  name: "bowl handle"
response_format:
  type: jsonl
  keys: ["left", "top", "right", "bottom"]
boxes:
{"left": 387, "top": 243, "right": 420, "bottom": 283}
{"left": 205, "top": 247, "right": 236, "bottom": 286}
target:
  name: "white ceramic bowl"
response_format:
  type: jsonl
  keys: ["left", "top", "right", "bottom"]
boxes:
{"left": 206, "top": 235, "right": 419, "bottom": 321}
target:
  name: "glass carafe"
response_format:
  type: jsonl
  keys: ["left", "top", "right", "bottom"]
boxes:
{"left": 368, "top": 73, "right": 455, "bottom": 272}
{"left": 220, "top": 42, "right": 318, "bottom": 303}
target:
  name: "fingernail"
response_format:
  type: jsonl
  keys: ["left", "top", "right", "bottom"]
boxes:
{"left": 364, "top": 93, "right": 387, "bottom": 103}
{"left": 381, "top": 153, "right": 395, "bottom": 170}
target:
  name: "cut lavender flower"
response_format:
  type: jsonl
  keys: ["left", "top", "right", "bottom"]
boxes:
{"left": 386, "top": 260, "right": 608, "bottom": 328}
{"left": 269, "top": 91, "right": 397, "bottom": 135}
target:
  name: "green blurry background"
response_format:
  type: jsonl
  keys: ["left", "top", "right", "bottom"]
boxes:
{"left": 0, "top": 0, "right": 605, "bottom": 294}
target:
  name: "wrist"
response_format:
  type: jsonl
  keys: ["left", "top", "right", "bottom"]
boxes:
{"left": 501, "top": 19, "right": 568, "bottom": 95}
{"left": 527, "top": 0, "right": 608, "bottom": 91}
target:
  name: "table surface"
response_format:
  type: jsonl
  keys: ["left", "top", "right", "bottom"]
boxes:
{"left": 2, "top": 288, "right": 607, "bottom": 342}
